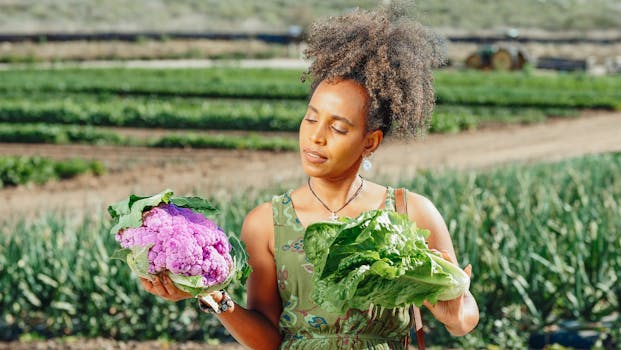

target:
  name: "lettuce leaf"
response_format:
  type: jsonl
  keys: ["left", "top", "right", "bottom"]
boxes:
{"left": 304, "top": 209, "right": 470, "bottom": 313}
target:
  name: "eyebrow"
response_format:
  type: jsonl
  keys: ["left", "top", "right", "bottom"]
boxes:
{"left": 308, "top": 105, "right": 355, "bottom": 126}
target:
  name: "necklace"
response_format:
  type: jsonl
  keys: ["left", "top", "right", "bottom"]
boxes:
{"left": 307, "top": 175, "right": 365, "bottom": 221}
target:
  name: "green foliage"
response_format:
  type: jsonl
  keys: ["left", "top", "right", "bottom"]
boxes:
{"left": 0, "top": 123, "right": 124, "bottom": 145}
{"left": 0, "top": 156, "right": 105, "bottom": 188}
{"left": 0, "top": 123, "right": 297, "bottom": 151}
{"left": 0, "top": 68, "right": 611, "bottom": 143}
{"left": 398, "top": 152, "right": 621, "bottom": 348}
{"left": 0, "top": 68, "right": 619, "bottom": 110}
{"left": 0, "top": 95, "right": 579, "bottom": 133}
{"left": 150, "top": 133, "right": 297, "bottom": 151}
{"left": 305, "top": 210, "right": 470, "bottom": 312}
{"left": 0, "top": 213, "right": 226, "bottom": 341}
{"left": 0, "top": 189, "right": 272, "bottom": 341}
{"left": 0, "top": 68, "right": 308, "bottom": 99}
{"left": 0, "top": 96, "right": 305, "bottom": 131}
{"left": 434, "top": 71, "right": 621, "bottom": 110}
{"left": 1, "top": 152, "right": 619, "bottom": 347}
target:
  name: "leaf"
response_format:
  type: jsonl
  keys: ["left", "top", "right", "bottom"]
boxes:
{"left": 108, "top": 189, "right": 174, "bottom": 235}
{"left": 110, "top": 248, "right": 131, "bottom": 263}
{"left": 51, "top": 301, "right": 76, "bottom": 315}
{"left": 36, "top": 273, "right": 59, "bottom": 288}
{"left": 228, "top": 233, "right": 252, "bottom": 285}
{"left": 126, "top": 244, "right": 154, "bottom": 280}
{"left": 171, "top": 196, "right": 218, "bottom": 216}
{"left": 19, "top": 281, "right": 41, "bottom": 307}
{"left": 304, "top": 209, "right": 470, "bottom": 313}
{"left": 167, "top": 272, "right": 205, "bottom": 297}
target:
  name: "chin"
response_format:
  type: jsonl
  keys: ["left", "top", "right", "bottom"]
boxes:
{"left": 301, "top": 164, "right": 324, "bottom": 178}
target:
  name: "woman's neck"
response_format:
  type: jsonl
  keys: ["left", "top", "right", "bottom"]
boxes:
{"left": 307, "top": 173, "right": 364, "bottom": 211}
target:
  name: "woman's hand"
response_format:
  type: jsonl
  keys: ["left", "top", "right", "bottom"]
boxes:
{"left": 423, "top": 250, "right": 477, "bottom": 336}
{"left": 140, "top": 273, "right": 192, "bottom": 302}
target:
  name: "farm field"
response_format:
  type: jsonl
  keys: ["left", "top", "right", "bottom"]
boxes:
{"left": 3, "top": 1, "right": 621, "bottom": 348}
{"left": 1, "top": 63, "right": 621, "bottom": 350}
{"left": 2, "top": 147, "right": 620, "bottom": 349}
{"left": 0, "top": 65, "right": 620, "bottom": 203}
{"left": 1, "top": 110, "right": 621, "bottom": 217}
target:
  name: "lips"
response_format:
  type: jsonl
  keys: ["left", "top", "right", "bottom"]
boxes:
{"left": 302, "top": 147, "right": 328, "bottom": 164}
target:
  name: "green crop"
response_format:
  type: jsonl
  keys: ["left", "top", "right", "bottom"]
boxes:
{"left": 305, "top": 210, "right": 470, "bottom": 313}
{"left": 1, "top": 149, "right": 619, "bottom": 348}
{"left": 0, "top": 156, "right": 105, "bottom": 188}
{"left": 0, "top": 123, "right": 297, "bottom": 151}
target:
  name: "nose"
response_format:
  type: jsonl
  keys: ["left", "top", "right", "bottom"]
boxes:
{"left": 309, "top": 122, "right": 327, "bottom": 145}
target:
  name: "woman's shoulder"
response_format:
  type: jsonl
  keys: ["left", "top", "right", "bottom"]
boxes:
{"left": 239, "top": 200, "right": 276, "bottom": 255}
{"left": 404, "top": 189, "right": 447, "bottom": 231}
{"left": 244, "top": 201, "right": 274, "bottom": 229}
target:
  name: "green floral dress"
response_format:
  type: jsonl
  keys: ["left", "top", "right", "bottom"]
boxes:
{"left": 272, "top": 187, "right": 413, "bottom": 350}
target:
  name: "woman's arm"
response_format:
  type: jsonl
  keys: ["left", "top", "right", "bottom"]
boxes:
{"left": 218, "top": 202, "right": 283, "bottom": 348}
{"left": 407, "top": 192, "right": 480, "bottom": 336}
{"left": 141, "top": 202, "right": 283, "bottom": 349}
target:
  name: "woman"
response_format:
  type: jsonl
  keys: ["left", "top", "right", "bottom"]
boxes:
{"left": 141, "top": 6, "right": 479, "bottom": 349}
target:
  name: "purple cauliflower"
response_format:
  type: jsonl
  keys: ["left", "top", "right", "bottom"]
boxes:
{"left": 115, "top": 203, "right": 232, "bottom": 287}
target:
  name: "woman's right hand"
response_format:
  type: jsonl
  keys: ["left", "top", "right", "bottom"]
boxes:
{"left": 140, "top": 273, "right": 192, "bottom": 302}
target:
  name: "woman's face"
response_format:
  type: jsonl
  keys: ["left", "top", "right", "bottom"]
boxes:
{"left": 299, "top": 79, "right": 381, "bottom": 180}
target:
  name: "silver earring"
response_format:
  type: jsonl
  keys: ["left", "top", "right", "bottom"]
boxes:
{"left": 362, "top": 156, "right": 373, "bottom": 171}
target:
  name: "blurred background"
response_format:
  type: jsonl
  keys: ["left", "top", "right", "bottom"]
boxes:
{"left": 0, "top": 1, "right": 620, "bottom": 349}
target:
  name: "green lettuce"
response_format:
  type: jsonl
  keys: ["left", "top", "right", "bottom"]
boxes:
{"left": 304, "top": 209, "right": 470, "bottom": 313}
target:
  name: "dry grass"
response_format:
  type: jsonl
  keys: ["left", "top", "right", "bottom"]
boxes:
{"left": 0, "top": 0, "right": 620, "bottom": 33}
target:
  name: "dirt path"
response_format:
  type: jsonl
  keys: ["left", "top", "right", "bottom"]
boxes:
{"left": 1, "top": 111, "right": 620, "bottom": 217}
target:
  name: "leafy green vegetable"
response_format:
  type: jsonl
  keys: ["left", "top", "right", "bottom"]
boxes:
{"left": 304, "top": 209, "right": 470, "bottom": 313}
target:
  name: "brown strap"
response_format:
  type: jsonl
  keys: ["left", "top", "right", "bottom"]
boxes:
{"left": 394, "top": 188, "right": 426, "bottom": 350}
{"left": 394, "top": 188, "right": 407, "bottom": 215}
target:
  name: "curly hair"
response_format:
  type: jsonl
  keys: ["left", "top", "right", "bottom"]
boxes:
{"left": 302, "top": 3, "right": 446, "bottom": 139}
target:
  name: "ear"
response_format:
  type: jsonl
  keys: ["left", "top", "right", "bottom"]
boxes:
{"left": 363, "top": 129, "right": 383, "bottom": 156}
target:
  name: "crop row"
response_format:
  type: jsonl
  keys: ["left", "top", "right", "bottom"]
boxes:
{"left": 0, "top": 96, "right": 578, "bottom": 134}
{"left": 433, "top": 70, "right": 621, "bottom": 91}
{"left": 436, "top": 86, "right": 621, "bottom": 109}
{"left": 0, "top": 156, "right": 105, "bottom": 188}
{"left": 0, "top": 68, "right": 619, "bottom": 109}
{"left": 0, "top": 96, "right": 304, "bottom": 131}
{"left": 0, "top": 124, "right": 298, "bottom": 151}
{"left": 2, "top": 68, "right": 620, "bottom": 94}
{"left": 1, "top": 152, "right": 619, "bottom": 348}
{"left": 0, "top": 68, "right": 309, "bottom": 99}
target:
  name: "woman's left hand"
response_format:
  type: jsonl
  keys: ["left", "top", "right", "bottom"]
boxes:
{"left": 423, "top": 250, "right": 476, "bottom": 336}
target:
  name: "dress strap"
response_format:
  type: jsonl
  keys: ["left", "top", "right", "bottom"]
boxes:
{"left": 384, "top": 186, "right": 396, "bottom": 211}
{"left": 394, "top": 188, "right": 407, "bottom": 214}
{"left": 272, "top": 190, "right": 296, "bottom": 229}
{"left": 271, "top": 191, "right": 287, "bottom": 227}
{"left": 271, "top": 190, "right": 304, "bottom": 246}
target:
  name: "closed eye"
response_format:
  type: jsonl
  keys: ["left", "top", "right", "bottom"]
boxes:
{"left": 304, "top": 117, "right": 317, "bottom": 123}
{"left": 332, "top": 126, "right": 347, "bottom": 134}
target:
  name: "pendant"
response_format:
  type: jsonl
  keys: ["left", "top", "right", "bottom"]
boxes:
{"left": 328, "top": 212, "right": 339, "bottom": 221}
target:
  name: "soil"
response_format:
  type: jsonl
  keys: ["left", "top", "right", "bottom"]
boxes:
{"left": 1, "top": 110, "right": 620, "bottom": 218}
